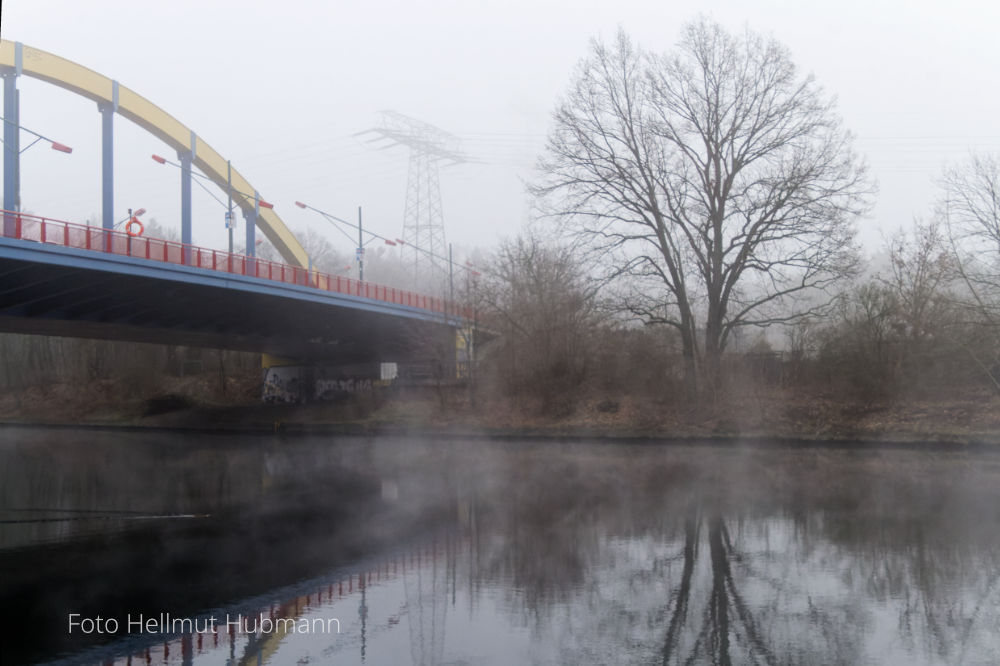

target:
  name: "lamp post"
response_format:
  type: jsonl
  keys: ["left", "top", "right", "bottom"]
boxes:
{"left": 293, "top": 200, "right": 475, "bottom": 301}
{"left": 115, "top": 207, "right": 146, "bottom": 228}
{"left": 1, "top": 116, "right": 72, "bottom": 235}
{"left": 1, "top": 118, "right": 74, "bottom": 156}
{"left": 294, "top": 200, "right": 377, "bottom": 280}
{"left": 120, "top": 207, "right": 145, "bottom": 254}
{"left": 294, "top": 199, "right": 481, "bottom": 326}
{"left": 151, "top": 154, "right": 271, "bottom": 258}
{"left": 464, "top": 259, "right": 481, "bottom": 394}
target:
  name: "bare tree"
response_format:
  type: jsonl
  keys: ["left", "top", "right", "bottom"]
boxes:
{"left": 143, "top": 218, "right": 180, "bottom": 242}
{"left": 941, "top": 154, "right": 1000, "bottom": 315}
{"left": 300, "top": 227, "right": 348, "bottom": 274}
{"left": 940, "top": 153, "right": 1000, "bottom": 390}
{"left": 820, "top": 281, "right": 900, "bottom": 397}
{"left": 534, "top": 19, "right": 872, "bottom": 395}
{"left": 882, "top": 219, "right": 953, "bottom": 342}
{"left": 479, "top": 233, "right": 598, "bottom": 414}
{"left": 877, "top": 219, "right": 964, "bottom": 391}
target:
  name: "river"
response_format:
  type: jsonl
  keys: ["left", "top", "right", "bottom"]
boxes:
{"left": 2, "top": 427, "right": 999, "bottom": 664}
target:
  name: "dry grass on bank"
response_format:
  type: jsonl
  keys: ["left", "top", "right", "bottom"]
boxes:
{"left": 446, "top": 385, "right": 1000, "bottom": 442}
{"left": 1, "top": 374, "right": 999, "bottom": 443}
{"left": 0, "top": 371, "right": 258, "bottom": 423}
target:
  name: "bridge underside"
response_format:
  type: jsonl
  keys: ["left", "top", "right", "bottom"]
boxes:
{"left": 0, "top": 241, "right": 455, "bottom": 364}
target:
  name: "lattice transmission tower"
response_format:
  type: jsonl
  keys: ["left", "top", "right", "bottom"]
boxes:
{"left": 358, "top": 111, "right": 467, "bottom": 290}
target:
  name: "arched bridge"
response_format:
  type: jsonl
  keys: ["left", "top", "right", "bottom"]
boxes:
{"left": 1, "top": 39, "right": 305, "bottom": 265}
{"left": 0, "top": 41, "right": 465, "bottom": 363}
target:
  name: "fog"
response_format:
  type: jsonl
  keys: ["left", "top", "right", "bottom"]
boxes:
{"left": 4, "top": 4, "right": 1000, "bottom": 664}
{"left": 4, "top": 1, "right": 1000, "bottom": 257}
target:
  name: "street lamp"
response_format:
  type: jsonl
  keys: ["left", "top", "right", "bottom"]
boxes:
{"left": 114, "top": 207, "right": 145, "bottom": 231}
{"left": 150, "top": 154, "right": 272, "bottom": 253}
{"left": 294, "top": 202, "right": 411, "bottom": 279}
{"left": 122, "top": 207, "right": 145, "bottom": 253}
{"left": 1, "top": 117, "right": 74, "bottom": 156}
{"left": 1, "top": 117, "right": 72, "bottom": 223}
{"left": 293, "top": 199, "right": 479, "bottom": 324}
{"left": 88, "top": 207, "right": 145, "bottom": 253}
{"left": 294, "top": 200, "right": 368, "bottom": 280}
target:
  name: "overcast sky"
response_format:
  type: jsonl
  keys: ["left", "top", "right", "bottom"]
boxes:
{"left": 3, "top": 0, "right": 1000, "bottom": 266}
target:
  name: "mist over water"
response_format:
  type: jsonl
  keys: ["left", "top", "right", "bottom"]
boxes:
{"left": 2, "top": 429, "right": 1000, "bottom": 664}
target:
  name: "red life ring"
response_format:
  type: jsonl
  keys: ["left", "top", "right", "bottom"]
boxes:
{"left": 126, "top": 217, "right": 144, "bottom": 237}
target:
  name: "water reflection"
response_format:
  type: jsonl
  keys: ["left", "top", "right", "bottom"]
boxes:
{"left": 2, "top": 431, "right": 1000, "bottom": 664}
{"left": 453, "top": 446, "right": 1000, "bottom": 665}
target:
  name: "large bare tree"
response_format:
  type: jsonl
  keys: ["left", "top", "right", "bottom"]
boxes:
{"left": 534, "top": 19, "right": 872, "bottom": 394}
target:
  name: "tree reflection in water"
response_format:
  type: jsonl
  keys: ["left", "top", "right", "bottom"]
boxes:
{"left": 456, "top": 446, "right": 1000, "bottom": 665}
{"left": 659, "top": 510, "right": 865, "bottom": 666}
{"left": 662, "top": 512, "right": 775, "bottom": 666}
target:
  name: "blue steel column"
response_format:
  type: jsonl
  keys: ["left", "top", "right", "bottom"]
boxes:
{"left": 244, "top": 192, "right": 258, "bottom": 275}
{"left": 98, "top": 80, "right": 118, "bottom": 230}
{"left": 179, "top": 151, "right": 192, "bottom": 262}
{"left": 178, "top": 155, "right": 193, "bottom": 265}
{"left": 2, "top": 68, "right": 20, "bottom": 233}
{"left": 99, "top": 105, "right": 114, "bottom": 229}
{"left": 178, "top": 131, "right": 196, "bottom": 263}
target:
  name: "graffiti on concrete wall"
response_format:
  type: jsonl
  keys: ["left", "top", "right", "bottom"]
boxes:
{"left": 262, "top": 366, "right": 303, "bottom": 403}
{"left": 261, "top": 363, "right": 383, "bottom": 403}
{"left": 314, "top": 377, "right": 373, "bottom": 401}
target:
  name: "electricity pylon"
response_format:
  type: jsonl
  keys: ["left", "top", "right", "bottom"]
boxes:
{"left": 357, "top": 111, "right": 467, "bottom": 291}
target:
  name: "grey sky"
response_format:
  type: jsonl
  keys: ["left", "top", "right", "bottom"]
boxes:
{"left": 3, "top": 0, "right": 999, "bottom": 266}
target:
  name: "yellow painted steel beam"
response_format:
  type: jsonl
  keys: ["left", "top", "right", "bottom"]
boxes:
{"left": 0, "top": 40, "right": 309, "bottom": 267}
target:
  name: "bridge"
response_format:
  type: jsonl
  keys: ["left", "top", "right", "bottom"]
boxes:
{"left": 0, "top": 41, "right": 468, "bottom": 369}
{"left": 0, "top": 209, "right": 463, "bottom": 362}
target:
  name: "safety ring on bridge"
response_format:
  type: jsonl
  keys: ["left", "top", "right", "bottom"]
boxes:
{"left": 126, "top": 218, "right": 144, "bottom": 237}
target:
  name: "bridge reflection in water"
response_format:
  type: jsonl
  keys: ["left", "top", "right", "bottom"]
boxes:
{"left": 97, "top": 536, "right": 460, "bottom": 666}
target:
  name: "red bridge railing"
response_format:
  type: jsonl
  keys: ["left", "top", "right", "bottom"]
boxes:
{"left": 0, "top": 210, "right": 468, "bottom": 319}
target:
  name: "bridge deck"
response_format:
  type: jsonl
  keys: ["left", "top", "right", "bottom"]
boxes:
{"left": 0, "top": 210, "right": 461, "bottom": 361}
{"left": 1, "top": 210, "right": 464, "bottom": 318}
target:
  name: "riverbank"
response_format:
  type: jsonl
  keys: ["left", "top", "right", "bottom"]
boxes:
{"left": 2, "top": 376, "right": 999, "bottom": 446}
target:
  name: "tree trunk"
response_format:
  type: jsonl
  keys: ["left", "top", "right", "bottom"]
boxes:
{"left": 704, "top": 311, "right": 724, "bottom": 400}
{"left": 680, "top": 331, "right": 699, "bottom": 400}
{"left": 678, "top": 304, "right": 700, "bottom": 400}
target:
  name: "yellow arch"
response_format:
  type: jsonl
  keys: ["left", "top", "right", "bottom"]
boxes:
{"left": 0, "top": 40, "right": 308, "bottom": 268}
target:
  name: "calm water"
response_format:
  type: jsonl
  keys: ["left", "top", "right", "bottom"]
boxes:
{"left": 2, "top": 427, "right": 1000, "bottom": 665}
